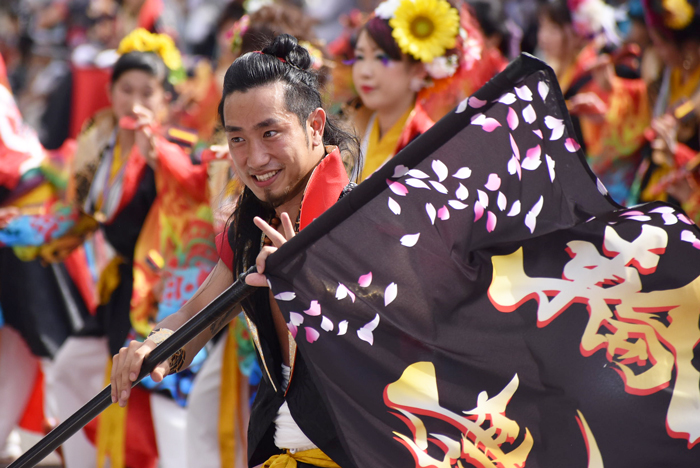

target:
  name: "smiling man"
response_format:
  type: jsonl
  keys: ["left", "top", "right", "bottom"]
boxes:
{"left": 110, "top": 34, "right": 360, "bottom": 468}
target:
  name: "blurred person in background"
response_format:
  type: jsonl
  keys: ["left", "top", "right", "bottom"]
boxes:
{"left": 635, "top": 0, "right": 700, "bottom": 221}
{"left": 537, "top": 0, "right": 650, "bottom": 205}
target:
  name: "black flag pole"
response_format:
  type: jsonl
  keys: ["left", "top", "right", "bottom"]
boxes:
{"left": 9, "top": 267, "right": 258, "bottom": 468}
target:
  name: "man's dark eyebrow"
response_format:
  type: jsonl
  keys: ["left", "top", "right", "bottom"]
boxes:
{"left": 224, "top": 118, "right": 280, "bottom": 133}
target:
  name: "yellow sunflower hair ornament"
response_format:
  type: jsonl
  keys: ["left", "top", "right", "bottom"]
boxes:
{"left": 117, "top": 28, "right": 186, "bottom": 85}
{"left": 375, "top": 0, "right": 460, "bottom": 64}
{"left": 662, "top": 0, "right": 695, "bottom": 29}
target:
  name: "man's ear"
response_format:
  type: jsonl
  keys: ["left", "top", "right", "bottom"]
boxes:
{"left": 308, "top": 107, "right": 326, "bottom": 148}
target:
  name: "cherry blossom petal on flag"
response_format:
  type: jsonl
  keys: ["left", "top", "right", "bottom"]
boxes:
{"left": 469, "top": 96, "right": 487, "bottom": 108}
{"left": 384, "top": 283, "right": 397, "bottom": 306}
{"left": 498, "top": 92, "right": 516, "bottom": 105}
{"left": 388, "top": 197, "right": 401, "bottom": 215}
{"left": 337, "top": 320, "right": 348, "bottom": 335}
{"left": 510, "top": 134, "right": 520, "bottom": 160}
{"left": 392, "top": 165, "right": 409, "bottom": 178}
{"left": 485, "top": 173, "right": 501, "bottom": 191}
{"left": 400, "top": 233, "right": 420, "bottom": 247}
{"left": 477, "top": 189, "right": 489, "bottom": 207}
{"left": 546, "top": 155, "right": 555, "bottom": 182}
{"left": 507, "top": 107, "right": 519, "bottom": 130}
{"left": 453, "top": 167, "right": 472, "bottom": 179}
{"left": 522, "top": 145, "right": 542, "bottom": 171}
{"left": 305, "top": 327, "right": 319, "bottom": 343}
{"left": 565, "top": 138, "right": 581, "bottom": 152}
{"left": 507, "top": 200, "right": 521, "bottom": 217}
{"left": 596, "top": 179, "right": 608, "bottom": 196}
{"left": 357, "top": 314, "right": 380, "bottom": 345}
{"left": 290, "top": 312, "right": 304, "bottom": 326}
{"left": 406, "top": 178, "right": 431, "bottom": 190}
{"left": 475, "top": 200, "right": 485, "bottom": 221}
{"left": 432, "top": 160, "right": 448, "bottom": 182}
{"left": 545, "top": 116, "right": 564, "bottom": 140}
{"left": 538, "top": 81, "right": 549, "bottom": 101}
{"left": 524, "top": 196, "right": 543, "bottom": 233}
{"left": 515, "top": 85, "right": 533, "bottom": 101}
{"left": 438, "top": 206, "right": 450, "bottom": 220}
{"left": 456, "top": 98, "right": 468, "bottom": 113}
{"left": 448, "top": 200, "right": 468, "bottom": 210}
{"left": 336, "top": 283, "right": 356, "bottom": 302}
{"left": 304, "top": 300, "right": 321, "bottom": 316}
{"left": 321, "top": 316, "right": 334, "bottom": 332}
{"left": 497, "top": 192, "right": 507, "bottom": 211}
{"left": 387, "top": 180, "right": 409, "bottom": 196}
{"left": 426, "top": 203, "right": 436, "bottom": 224}
{"left": 274, "top": 291, "right": 296, "bottom": 301}
{"left": 533, "top": 129, "right": 543, "bottom": 139}
{"left": 456, "top": 183, "right": 469, "bottom": 200}
{"left": 358, "top": 272, "right": 372, "bottom": 287}
{"left": 429, "top": 181, "right": 448, "bottom": 193}
{"left": 487, "top": 211, "right": 497, "bottom": 232}
{"left": 681, "top": 230, "right": 700, "bottom": 249}
{"left": 522, "top": 104, "right": 536, "bottom": 124}
{"left": 407, "top": 169, "right": 429, "bottom": 179}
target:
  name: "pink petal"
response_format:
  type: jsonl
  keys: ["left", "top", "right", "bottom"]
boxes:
{"left": 392, "top": 165, "right": 409, "bottom": 178}
{"left": 469, "top": 96, "right": 487, "bottom": 108}
{"left": 474, "top": 201, "right": 484, "bottom": 222}
{"left": 305, "top": 327, "right": 319, "bottom": 343}
{"left": 358, "top": 272, "right": 373, "bottom": 287}
{"left": 565, "top": 138, "right": 581, "bottom": 152}
{"left": 387, "top": 179, "right": 408, "bottom": 196}
{"left": 288, "top": 323, "right": 297, "bottom": 339}
{"left": 486, "top": 211, "right": 497, "bottom": 232}
{"left": 510, "top": 134, "right": 520, "bottom": 160}
{"left": 533, "top": 129, "right": 543, "bottom": 139}
{"left": 678, "top": 214, "right": 694, "bottom": 225}
{"left": 481, "top": 118, "right": 502, "bottom": 132}
{"left": 485, "top": 173, "right": 501, "bottom": 191}
{"left": 507, "top": 107, "right": 519, "bottom": 130}
{"left": 526, "top": 144, "right": 541, "bottom": 160}
{"left": 621, "top": 210, "right": 645, "bottom": 217}
{"left": 438, "top": 206, "right": 450, "bottom": 220}
{"left": 304, "top": 300, "right": 321, "bottom": 316}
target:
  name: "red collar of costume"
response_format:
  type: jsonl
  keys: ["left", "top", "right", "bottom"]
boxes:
{"left": 298, "top": 147, "right": 349, "bottom": 230}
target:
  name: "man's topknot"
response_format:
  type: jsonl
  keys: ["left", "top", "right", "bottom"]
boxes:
{"left": 261, "top": 33, "right": 312, "bottom": 71}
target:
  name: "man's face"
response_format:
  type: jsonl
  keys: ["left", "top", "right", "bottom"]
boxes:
{"left": 223, "top": 82, "right": 323, "bottom": 210}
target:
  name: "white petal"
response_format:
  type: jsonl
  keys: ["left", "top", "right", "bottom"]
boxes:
{"left": 338, "top": 320, "right": 348, "bottom": 335}
{"left": 432, "top": 160, "right": 449, "bottom": 182}
{"left": 515, "top": 85, "right": 533, "bottom": 101}
{"left": 407, "top": 169, "right": 430, "bottom": 179}
{"left": 453, "top": 167, "right": 472, "bottom": 179}
{"left": 681, "top": 230, "right": 697, "bottom": 243}
{"left": 510, "top": 134, "right": 520, "bottom": 160}
{"left": 530, "top": 196, "right": 544, "bottom": 216}
{"left": 662, "top": 213, "right": 678, "bottom": 225}
{"left": 456, "top": 98, "right": 469, "bottom": 114}
{"left": 426, "top": 202, "right": 436, "bottom": 225}
{"left": 484, "top": 173, "right": 501, "bottom": 191}
{"left": 406, "top": 178, "right": 431, "bottom": 189}
{"left": 384, "top": 283, "right": 397, "bottom": 306}
{"left": 508, "top": 156, "right": 519, "bottom": 176}
{"left": 392, "top": 165, "right": 409, "bottom": 178}
{"left": 497, "top": 192, "right": 507, "bottom": 211}
{"left": 538, "top": 81, "right": 550, "bottom": 101}
{"left": 274, "top": 291, "right": 296, "bottom": 301}
{"left": 628, "top": 215, "right": 652, "bottom": 222}
{"left": 321, "top": 316, "right": 334, "bottom": 332}
{"left": 429, "top": 181, "right": 448, "bottom": 193}
{"left": 507, "top": 200, "right": 521, "bottom": 217}
{"left": 448, "top": 200, "right": 468, "bottom": 210}
{"left": 456, "top": 183, "right": 469, "bottom": 201}
{"left": 357, "top": 328, "right": 374, "bottom": 345}
{"left": 388, "top": 197, "right": 401, "bottom": 215}
{"left": 289, "top": 312, "right": 304, "bottom": 326}
{"left": 499, "top": 93, "right": 516, "bottom": 105}
{"left": 335, "top": 283, "right": 348, "bottom": 300}
{"left": 471, "top": 113, "right": 485, "bottom": 124}
{"left": 522, "top": 104, "right": 536, "bottom": 124}
{"left": 477, "top": 189, "right": 489, "bottom": 207}
{"left": 546, "top": 155, "right": 556, "bottom": 182}
{"left": 544, "top": 116, "right": 565, "bottom": 141}
{"left": 650, "top": 206, "right": 676, "bottom": 214}
{"left": 597, "top": 179, "right": 608, "bottom": 196}
{"left": 525, "top": 211, "right": 537, "bottom": 233}
{"left": 521, "top": 155, "right": 542, "bottom": 171}
{"left": 400, "top": 233, "right": 420, "bottom": 247}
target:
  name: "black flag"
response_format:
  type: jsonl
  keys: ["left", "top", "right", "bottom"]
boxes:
{"left": 264, "top": 54, "right": 700, "bottom": 467}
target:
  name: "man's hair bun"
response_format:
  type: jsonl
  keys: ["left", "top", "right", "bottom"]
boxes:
{"left": 261, "top": 33, "right": 312, "bottom": 71}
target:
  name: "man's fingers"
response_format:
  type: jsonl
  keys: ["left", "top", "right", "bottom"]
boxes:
{"left": 280, "top": 212, "right": 295, "bottom": 240}
{"left": 253, "top": 216, "right": 287, "bottom": 247}
{"left": 150, "top": 361, "right": 170, "bottom": 383}
{"left": 111, "top": 352, "right": 121, "bottom": 403}
{"left": 254, "top": 246, "right": 276, "bottom": 275}
{"left": 245, "top": 271, "right": 270, "bottom": 287}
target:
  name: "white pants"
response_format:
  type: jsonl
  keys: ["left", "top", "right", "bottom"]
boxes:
{"left": 45, "top": 335, "right": 189, "bottom": 468}
{"left": 44, "top": 336, "right": 108, "bottom": 468}
{"left": 187, "top": 333, "right": 249, "bottom": 468}
{"left": 0, "top": 326, "right": 40, "bottom": 447}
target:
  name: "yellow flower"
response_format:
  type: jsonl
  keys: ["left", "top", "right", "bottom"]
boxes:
{"left": 663, "top": 0, "right": 694, "bottom": 30}
{"left": 117, "top": 28, "right": 183, "bottom": 72}
{"left": 389, "top": 0, "right": 460, "bottom": 63}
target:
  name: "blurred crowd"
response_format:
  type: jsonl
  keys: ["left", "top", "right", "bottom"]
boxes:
{"left": 1, "top": 0, "right": 700, "bottom": 467}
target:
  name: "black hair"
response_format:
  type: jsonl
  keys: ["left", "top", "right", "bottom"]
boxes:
{"left": 538, "top": 0, "right": 573, "bottom": 26}
{"left": 220, "top": 34, "right": 361, "bottom": 290}
{"left": 111, "top": 51, "right": 170, "bottom": 91}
